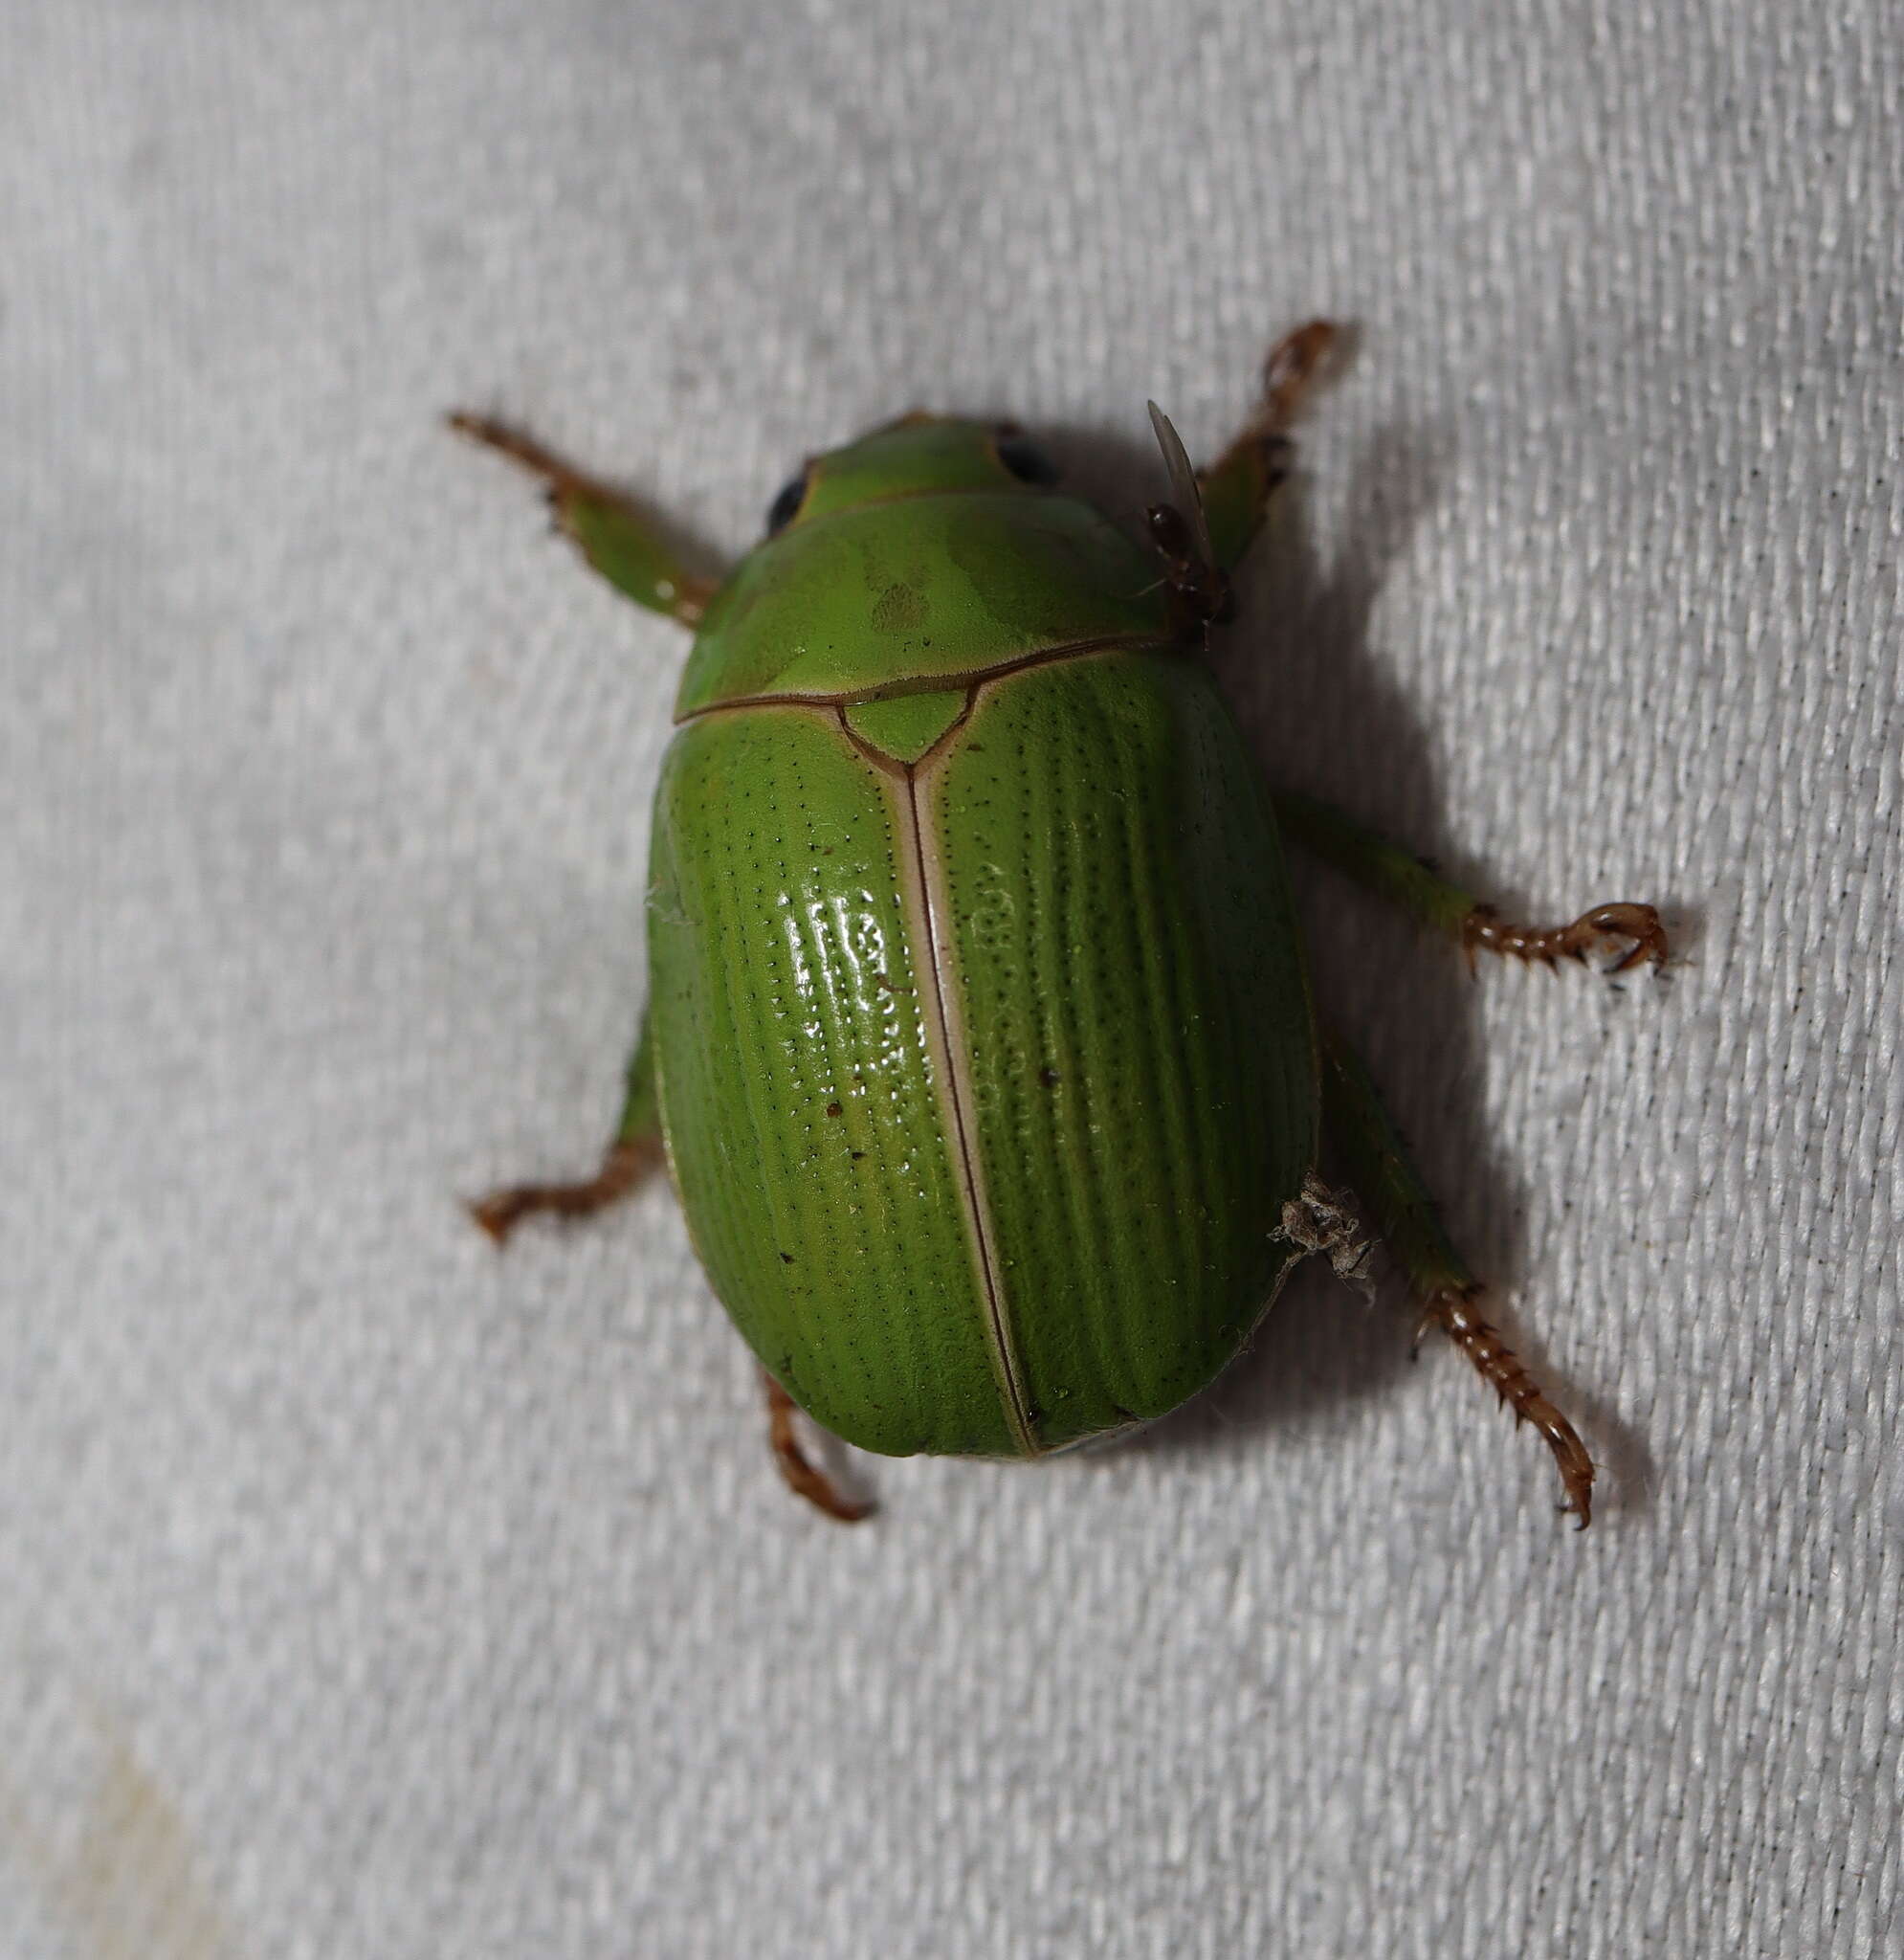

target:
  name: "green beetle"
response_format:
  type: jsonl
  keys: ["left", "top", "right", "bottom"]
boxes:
{"left": 458, "top": 324, "right": 1665, "bottom": 1526}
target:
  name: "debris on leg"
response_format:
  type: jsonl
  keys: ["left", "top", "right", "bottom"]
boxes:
{"left": 1418, "top": 1286, "right": 1597, "bottom": 1528}
{"left": 1278, "top": 1172, "right": 1375, "bottom": 1298}
{"left": 1461, "top": 902, "right": 1669, "bottom": 973}
{"left": 765, "top": 1375, "right": 874, "bottom": 1523}
{"left": 468, "top": 1134, "right": 663, "bottom": 1244}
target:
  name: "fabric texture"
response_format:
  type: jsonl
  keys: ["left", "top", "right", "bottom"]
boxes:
{"left": 2, "top": 5, "right": 1897, "bottom": 1954}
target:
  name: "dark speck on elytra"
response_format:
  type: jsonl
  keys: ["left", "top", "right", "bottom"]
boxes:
{"left": 780, "top": 1252, "right": 795, "bottom": 1263}
{"left": 827, "top": 1101, "right": 844, "bottom": 1116}
{"left": 1039, "top": 1067, "right": 1061, "bottom": 1087}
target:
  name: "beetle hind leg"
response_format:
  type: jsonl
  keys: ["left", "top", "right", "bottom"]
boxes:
{"left": 1411, "top": 1285, "right": 1596, "bottom": 1526}
{"left": 764, "top": 1375, "right": 874, "bottom": 1524}
{"left": 1317, "top": 1026, "right": 1596, "bottom": 1528}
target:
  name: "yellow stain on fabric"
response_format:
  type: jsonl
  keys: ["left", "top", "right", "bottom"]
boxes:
{"left": 0, "top": 1720, "right": 241, "bottom": 1960}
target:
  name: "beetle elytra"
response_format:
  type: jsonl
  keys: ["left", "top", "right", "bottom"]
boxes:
{"left": 457, "top": 323, "right": 1666, "bottom": 1527}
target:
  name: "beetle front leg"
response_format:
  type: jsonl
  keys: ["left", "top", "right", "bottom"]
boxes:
{"left": 469, "top": 1015, "right": 665, "bottom": 1243}
{"left": 447, "top": 412, "right": 721, "bottom": 626}
{"left": 1317, "top": 1027, "right": 1596, "bottom": 1528}
{"left": 1199, "top": 320, "right": 1343, "bottom": 575}
{"left": 1273, "top": 790, "right": 1669, "bottom": 974}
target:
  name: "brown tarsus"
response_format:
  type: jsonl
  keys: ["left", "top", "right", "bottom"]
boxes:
{"left": 467, "top": 1136, "right": 661, "bottom": 1244}
{"left": 765, "top": 1375, "right": 874, "bottom": 1524}
{"left": 1261, "top": 319, "right": 1343, "bottom": 431}
{"left": 1463, "top": 902, "right": 1669, "bottom": 974}
{"left": 1422, "top": 1286, "right": 1597, "bottom": 1527}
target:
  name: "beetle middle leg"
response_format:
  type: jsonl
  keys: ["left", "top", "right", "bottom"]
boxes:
{"left": 447, "top": 412, "right": 721, "bottom": 626}
{"left": 1316, "top": 1026, "right": 1596, "bottom": 1527}
{"left": 1272, "top": 790, "right": 1669, "bottom": 973}
{"left": 470, "top": 1014, "right": 665, "bottom": 1243}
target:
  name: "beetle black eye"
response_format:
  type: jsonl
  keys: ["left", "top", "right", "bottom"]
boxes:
{"left": 765, "top": 470, "right": 809, "bottom": 536}
{"left": 994, "top": 430, "right": 1060, "bottom": 486}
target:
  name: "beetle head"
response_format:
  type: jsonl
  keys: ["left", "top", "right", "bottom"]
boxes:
{"left": 763, "top": 416, "right": 1061, "bottom": 537}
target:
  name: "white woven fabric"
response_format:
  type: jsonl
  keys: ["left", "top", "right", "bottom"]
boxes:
{"left": 3, "top": 5, "right": 1898, "bottom": 1955}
